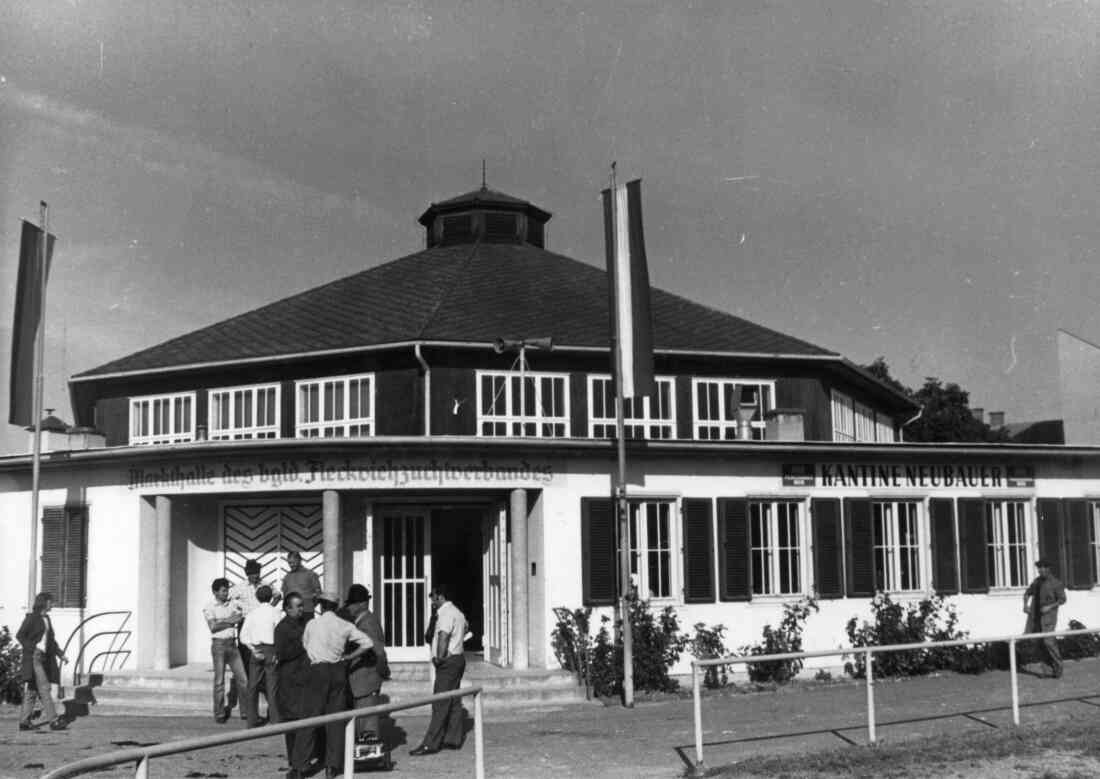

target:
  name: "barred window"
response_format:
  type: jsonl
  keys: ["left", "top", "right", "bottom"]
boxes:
{"left": 209, "top": 384, "right": 280, "bottom": 440}
{"left": 986, "top": 500, "right": 1030, "bottom": 588}
{"left": 749, "top": 500, "right": 802, "bottom": 595}
{"left": 296, "top": 374, "right": 374, "bottom": 438}
{"left": 589, "top": 375, "right": 674, "bottom": 439}
{"left": 626, "top": 500, "right": 676, "bottom": 599}
{"left": 130, "top": 392, "right": 195, "bottom": 445}
{"left": 872, "top": 500, "right": 922, "bottom": 591}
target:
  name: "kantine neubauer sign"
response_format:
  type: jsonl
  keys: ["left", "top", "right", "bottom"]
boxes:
{"left": 783, "top": 463, "right": 1034, "bottom": 489}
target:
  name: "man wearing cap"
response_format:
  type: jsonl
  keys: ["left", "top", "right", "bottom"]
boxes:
{"left": 299, "top": 590, "right": 374, "bottom": 777}
{"left": 1023, "top": 558, "right": 1067, "bottom": 679}
{"left": 341, "top": 584, "right": 389, "bottom": 745}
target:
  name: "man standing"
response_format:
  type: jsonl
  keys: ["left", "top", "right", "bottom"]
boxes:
{"left": 282, "top": 551, "right": 321, "bottom": 620}
{"left": 239, "top": 585, "right": 283, "bottom": 727}
{"left": 275, "top": 593, "right": 312, "bottom": 779}
{"left": 1023, "top": 558, "right": 1068, "bottom": 679}
{"left": 410, "top": 586, "right": 467, "bottom": 756}
{"left": 202, "top": 577, "right": 251, "bottom": 723}
{"left": 231, "top": 559, "right": 281, "bottom": 680}
{"left": 341, "top": 584, "right": 389, "bottom": 745}
{"left": 300, "top": 590, "right": 374, "bottom": 778}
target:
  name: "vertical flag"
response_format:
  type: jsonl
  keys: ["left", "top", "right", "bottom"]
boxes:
{"left": 602, "top": 178, "right": 656, "bottom": 398}
{"left": 9, "top": 221, "right": 55, "bottom": 426}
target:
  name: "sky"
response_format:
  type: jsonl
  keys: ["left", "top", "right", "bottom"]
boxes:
{"left": 2, "top": 0, "right": 1099, "bottom": 454}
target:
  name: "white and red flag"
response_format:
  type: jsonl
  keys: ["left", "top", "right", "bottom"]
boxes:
{"left": 602, "top": 177, "right": 655, "bottom": 399}
{"left": 9, "top": 220, "right": 54, "bottom": 426}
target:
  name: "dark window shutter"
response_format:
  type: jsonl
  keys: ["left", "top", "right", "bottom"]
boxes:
{"left": 582, "top": 498, "right": 617, "bottom": 606}
{"left": 718, "top": 499, "right": 751, "bottom": 601}
{"left": 844, "top": 499, "right": 875, "bottom": 597}
{"left": 1036, "top": 499, "right": 1066, "bottom": 576}
{"left": 1063, "top": 500, "right": 1095, "bottom": 590}
{"left": 957, "top": 498, "right": 989, "bottom": 593}
{"left": 62, "top": 507, "right": 89, "bottom": 608}
{"left": 812, "top": 498, "right": 843, "bottom": 599}
{"left": 929, "top": 498, "right": 959, "bottom": 595}
{"left": 682, "top": 498, "right": 715, "bottom": 603}
{"left": 40, "top": 507, "right": 66, "bottom": 603}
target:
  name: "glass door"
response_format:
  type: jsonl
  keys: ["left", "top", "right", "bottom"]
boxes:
{"left": 376, "top": 508, "right": 430, "bottom": 661}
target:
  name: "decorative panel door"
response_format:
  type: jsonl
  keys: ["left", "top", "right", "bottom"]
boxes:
{"left": 482, "top": 505, "right": 510, "bottom": 665}
{"left": 223, "top": 502, "right": 324, "bottom": 585}
{"left": 376, "top": 508, "right": 430, "bottom": 661}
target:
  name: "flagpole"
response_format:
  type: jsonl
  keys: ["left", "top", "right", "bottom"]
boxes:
{"left": 609, "top": 163, "right": 635, "bottom": 708}
{"left": 27, "top": 201, "right": 47, "bottom": 609}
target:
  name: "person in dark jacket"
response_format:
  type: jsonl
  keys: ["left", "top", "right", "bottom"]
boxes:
{"left": 341, "top": 584, "right": 389, "bottom": 745}
{"left": 274, "top": 592, "right": 313, "bottom": 779}
{"left": 17, "top": 592, "right": 69, "bottom": 731}
{"left": 1023, "top": 558, "right": 1068, "bottom": 678}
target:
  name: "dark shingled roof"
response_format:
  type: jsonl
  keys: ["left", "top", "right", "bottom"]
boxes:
{"left": 76, "top": 241, "right": 837, "bottom": 378}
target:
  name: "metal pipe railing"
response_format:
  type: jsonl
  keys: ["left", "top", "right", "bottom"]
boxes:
{"left": 42, "top": 686, "right": 485, "bottom": 779}
{"left": 689, "top": 626, "right": 1100, "bottom": 777}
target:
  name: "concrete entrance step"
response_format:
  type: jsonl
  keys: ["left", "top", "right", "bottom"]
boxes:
{"left": 81, "top": 662, "right": 591, "bottom": 716}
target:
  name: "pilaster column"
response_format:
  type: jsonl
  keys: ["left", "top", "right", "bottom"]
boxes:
{"left": 322, "top": 490, "right": 342, "bottom": 599}
{"left": 509, "top": 488, "right": 529, "bottom": 670}
{"left": 153, "top": 495, "right": 171, "bottom": 671}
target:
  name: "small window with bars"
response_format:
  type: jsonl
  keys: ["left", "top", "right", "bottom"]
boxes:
{"left": 986, "top": 500, "right": 1030, "bottom": 588}
{"left": 295, "top": 374, "right": 374, "bottom": 438}
{"left": 872, "top": 500, "right": 922, "bottom": 591}
{"left": 130, "top": 392, "right": 195, "bottom": 445}
{"left": 477, "top": 370, "right": 569, "bottom": 437}
{"left": 209, "top": 384, "right": 280, "bottom": 440}
{"left": 749, "top": 500, "right": 802, "bottom": 595}
{"left": 588, "top": 375, "right": 675, "bottom": 439}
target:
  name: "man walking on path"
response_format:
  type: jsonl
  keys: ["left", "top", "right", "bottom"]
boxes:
{"left": 299, "top": 590, "right": 374, "bottom": 778}
{"left": 202, "top": 577, "right": 250, "bottom": 723}
{"left": 410, "top": 585, "right": 468, "bottom": 756}
{"left": 282, "top": 551, "right": 321, "bottom": 621}
{"left": 239, "top": 584, "right": 283, "bottom": 727}
{"left": 1023, "top": 558, "right": 1067, "bottom": 678}
{"left": 16, "top": 592, "right": 69, "bottom": 732}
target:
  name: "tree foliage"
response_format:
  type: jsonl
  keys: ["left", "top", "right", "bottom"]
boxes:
{"left": 863, "top": 357, "right": 1008, "bottom": 443}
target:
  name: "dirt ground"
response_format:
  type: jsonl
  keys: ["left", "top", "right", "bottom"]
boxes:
{"left": 1, "top": 657, "right": 1098, "bottom": 778}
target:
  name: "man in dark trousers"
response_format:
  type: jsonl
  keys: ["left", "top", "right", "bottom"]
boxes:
{"left": 410, "top": 585, "right": 468, "bottom": 756}
{"left": 16, "top": 592, "right": 69, "bottom": 731}
{"left": 340, "top": 584, "right": 390, "bottom": 745}
{"left": 1023, "top": 558, "right": 1068, "bottom": 678}
{"left": 299, "top": 590, "right": 374, "bottom": 778}
{"left": 274, "top": 593, "right": 312, "bottom": 779}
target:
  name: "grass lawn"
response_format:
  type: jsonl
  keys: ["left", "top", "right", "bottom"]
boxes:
{"left": 698, "top": 717, "right": 1100, "bottom": 778}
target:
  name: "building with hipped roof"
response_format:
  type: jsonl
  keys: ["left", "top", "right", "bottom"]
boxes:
{"left": 2, "top": 184, "right": 1099, "bottom": 681}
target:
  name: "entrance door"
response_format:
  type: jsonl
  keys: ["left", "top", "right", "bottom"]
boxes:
{"left": 376, "top": 508, "right": 430, "bottom": 661}
{"left": 483, "top": 505, "right": 510, "bottom": 665}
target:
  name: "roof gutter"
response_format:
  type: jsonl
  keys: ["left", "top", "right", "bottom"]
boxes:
{"left": 70, "top": 342, "right": 841, "bottom": 384}
{"left": 414, "top": 343, "right": 430, "bottom": 437}
{"left": 900, "top": 405, "right": 924, "bottom": 443}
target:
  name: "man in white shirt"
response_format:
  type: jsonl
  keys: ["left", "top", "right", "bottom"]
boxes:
{"left": 201, "top": 577, "right": 250, "bottom": 723}
{"left": 410, "top": 585, "right": 468, "bottom": 756}
{"left": 238, "top": 584, "right": 284, "bottom": 727}
{"left": 298, "top": 590, "right": 374, "bottom": 777}
{"left": 230, "top": 558, "right": 281, "bottom": 680}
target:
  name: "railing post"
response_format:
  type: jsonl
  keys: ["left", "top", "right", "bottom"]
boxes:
{"left": 865, "top": 648, "right": 876, "bottom": 744}
{"left": 692, "top": 663, "right": 705, "bottom": 776}
{"left": 1009, "top": 637, "right": 1019, "bottom": 726}
{"left": 474, "top": 688, "right": 485, "bottom": 779}
{"left": 343, "top": 716, "right": 355, "bottom": 777}
{"left": 134, "top": 756, "right": 149, "bottom": 779}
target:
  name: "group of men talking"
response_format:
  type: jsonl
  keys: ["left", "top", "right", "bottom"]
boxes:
{"left": 202, "top": 550, "right": 468, "bottom": 778}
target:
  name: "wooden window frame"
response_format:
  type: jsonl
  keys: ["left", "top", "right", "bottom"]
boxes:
{"left": 587, "top": 375, "right": 675, "bottom": 440}
{"left": 294, "top": 373, "right": 375, "bottom": 438}
{"left": 692, "top": 378, "right": 774, "bottom": 441}
{"left": 209, "top": 382, "right": 281, "bottom": 440}
{"left": 476, "top": 370, "right": 570, "bottom": 438}
{"left": 129, "top": 391, "right": 196, "bottom": 445}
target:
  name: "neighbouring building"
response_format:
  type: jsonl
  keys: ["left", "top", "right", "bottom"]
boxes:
{"left": 2, "top": 185, "right": 1099, "bottom": 678}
